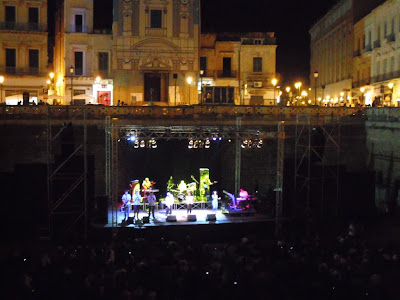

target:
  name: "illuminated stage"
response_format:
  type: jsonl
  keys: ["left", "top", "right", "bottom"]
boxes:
{"left": 105, "top": 206, "right": 268, "bottom": 228}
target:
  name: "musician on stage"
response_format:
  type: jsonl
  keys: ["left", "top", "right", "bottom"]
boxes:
{"left": 142, "top": 177, "right": 153, "bottom": 192}
{"left": 147, "top": 191, "right": 157, "bottom": 219}
{"left": 165, "top": 192, "right": 174, "bottom": 215}
{"left": 121, "top": 190, "right": 132, "bottom": 220}
{"left": 186, "top": 191, "right": 194, "bottom": 214}
{"left": 202, "top": 175, "right": 213, "bottom": 198}
{"left": 130, "top": 180, "right": 140, "bottom": 195}
{"left": 178, "top": 180, "right": 187, "bottom": 194}
{"left": 132, "top": 190, "right": 142, "bottom": 219}
{"left": 211, "top": 191, "right": 220, "bottom": 212}
{"left": 167, "top": 176, "right": 175, "bottom": 191}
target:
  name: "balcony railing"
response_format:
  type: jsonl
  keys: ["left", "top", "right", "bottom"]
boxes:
{"left": 371, "top": 71, "right": 400, "bottom": 83}
{"left": 353, "top": 50, "right": 361, "bottom": 57}
{"left": 0, "top": 22, "right": 46, "bottom": 32}
{"left": 386, "top": 33, "right": 395, "bottom": 43}
{"left": 373, "top": 40, "right": 381, "bottom": 48}
{"left": 1, "top": 67, "right": 46, "bottom": 76}
{"left": 364, "top": 44, "right": 372, "bottom": 52}
{"left": 66, "top": 25, "right": 89, "bottom": 33}
{"left": 352, "top": 78, "right": 370, "bottom": 88}
{"left": 217, "top": 70, "right": 237, "bottom": 78}
{"left": 145, "top": 27, "right": 167, "bottom": 36}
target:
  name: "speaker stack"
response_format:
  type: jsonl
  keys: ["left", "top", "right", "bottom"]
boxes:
{"left": 206, "top": 214, "right": 216, "bottom": 221}
{"left": 166, "top": 215, "right": 177, "bottom": 222}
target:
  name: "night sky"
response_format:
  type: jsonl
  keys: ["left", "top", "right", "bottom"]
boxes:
{"left": 51, "top": 0, "right": 341, "bottom": 85}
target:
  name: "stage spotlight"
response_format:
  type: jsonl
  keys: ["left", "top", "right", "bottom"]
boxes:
{"left": 241, "top": 140, "right": 248, "bottom": 149}
{"left": 198, "top": 140, "right": 204, "bottom": 148}
{"left": 134, "top": 140, "right": 139, "bottom": 148}
{"left": 151, "top": 138, "right": 157, "bottom": 149}
{"left": 194, "top": 140, "right": 198, "bottom": 149}
{"left": 218, "top": 136, "right": 222, "bottom": 141}
{"left": 188, "top": 139, "right": 194, "bottom": 149}
{"left": 247, "top": 139, "right": 253, "bottom": 148}
{"left": 140, "top": 140, "right": 146, "bottom": 148}
{"left": 127, "top": 134, "right": 136, "bottom": 142}
{"left": 205, "top": 138, "right": 210, "bottom": 148}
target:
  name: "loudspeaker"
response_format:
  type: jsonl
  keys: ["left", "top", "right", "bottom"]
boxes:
{"left": 127, "top": 216, "right": 135, "bottom": 224}
{"left": 142, "top": 216, "right": 150, "bottom": 224}
{"left": 206, "top": 214, "right": 216, "bottom": 221}
{"left": 187, "top": 215, "right": 197, "bottom": 222}
{"left": 166, "top": 215, "right": 177, "bottom": 222}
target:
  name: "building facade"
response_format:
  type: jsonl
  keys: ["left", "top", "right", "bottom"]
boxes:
{"left": 310, "top": 0, "right": 384, "bottom": 106}
{"left": 53, "top": 0, "right": 113, "bottom": 105}
{"left": 0, "top": 0, "right": 48, "bottom": 105}
{"left": 199, "top": 32, "right": 277, "bottom": 106}
{"left": 363, "top": 0, "right": 400, "bottom": 106}
{"left": 112, "top": 0, "right": 200, "bottom": 106}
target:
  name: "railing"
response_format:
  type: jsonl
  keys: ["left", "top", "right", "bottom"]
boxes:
{"left": 364, "top": 44, "right": 372, "bottom": 52}
{"left": 0, "top": 105, "right": 367, "bottom": 122}
{"left": 386, "top": 33, "right": 395, "bottom": 43}
{"left": 0, "top": 67, "right": 46, "bottom": 76}
{"left": 66, "top": 25, "right": 89, "bottom": 33}
{"left": 0, "top": 22, "right": 46, "bottom": 32}
{"left": 145, "top": 27, "right": 167, "bottom": 36}
{"left": 373, "top": 40, "right": 381, "bottom": 48}
{"left": 352, "top": 78, "right": 370, "bottom": 88}
{"left": 217, "top": 70, "right": 237, "bottom": 78}
{"left": 353, "top": 50, "right": 361, "bottom": 57}
{"left": 370, "top": 71, "right": 400, "bottom": 83}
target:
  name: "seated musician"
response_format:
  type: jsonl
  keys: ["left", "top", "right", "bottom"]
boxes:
{"left": 142, "top": 177, "right": 153, "bottom": 192}
{"left": 167, "top": 176, "right": 175, "bottom": 191}
{"left": 239, "top": 188, "right": 249, "bottom": 200}
{"left": 178, "top": 180, "right": 187, "bottom": 194}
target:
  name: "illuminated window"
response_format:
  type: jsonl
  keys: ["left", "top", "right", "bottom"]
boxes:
{"left": 150, "top": 10, "right": 162, "bottom": 28}
{"left": 253, "top": 57, "right": 262, "bottom": 72}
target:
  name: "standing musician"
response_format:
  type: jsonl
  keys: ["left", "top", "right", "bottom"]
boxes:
{"left": 147, "top": 191, "right": 157, "bottom": 219}
{"left": 211, "top": 191, "right": 220, "bottom": 212}
{"left": 130, "top": 180, "right": 141, "bottom": 195}
{"left": 121, "top": 190, "right": 132, "bottom": 220}
{"left": 186, "top": 191, "right": 194, "bottom": 214}
{"left": 132, "top": 190, "right": 142, "bottom": 219}
{"left": 165, "top": 192, "right": 174, "bottom": 215}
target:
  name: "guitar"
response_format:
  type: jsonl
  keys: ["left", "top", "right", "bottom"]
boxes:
{"left": 190, "top": 175, "right": 199, "bottom": 184}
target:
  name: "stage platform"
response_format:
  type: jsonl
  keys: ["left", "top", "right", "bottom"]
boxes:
{"left": 105, "top": 207, "right": 271, "bottom": 228}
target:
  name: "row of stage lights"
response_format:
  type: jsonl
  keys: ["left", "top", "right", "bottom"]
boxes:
{"left": 126, "top": 135, "right": 157, "bottom": 149}
{"left": 188, "top": 135, "right": 222, "bottom": 149}
{"left": 241, "top": 139, "right": 263, "bottom": 149}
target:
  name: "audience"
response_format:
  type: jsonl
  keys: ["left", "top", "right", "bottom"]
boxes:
{"left": 1, "top": 227, "right": 399, "bottom": 299}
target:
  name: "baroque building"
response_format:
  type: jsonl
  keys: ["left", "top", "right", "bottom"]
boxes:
{"left": 112, "top": 0, "right": 200, "bottom": 105}
{"left": 53, "top": 0, "right": 113, "bottom": 105}
{"left": 309, "top": 0, "right": 384, "bottom": 105}
{"left": 0, "top": 0, "right": 48, "bottom": 105}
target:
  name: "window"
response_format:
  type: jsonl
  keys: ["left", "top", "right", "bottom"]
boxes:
{"left": 29, "top": 7, "right": 39, "bottom": 28}
{"left": 5, "top": 6, "right": 16, "bottom": 29}
{"left": 75, "top": 14, "right": 83, "bottom": 32}
{"left": 384, "top": 22, "right": 387, "bottom": 37}
{"left": 29, "top": 49, "right": 39, "bottom": 74}
{"left": 253, "top": 57, "right": 262, "bottom": 72}
{"left": 98, "top": 52, "right": 109, "bottom": 77}
{"left": 74, "top": 52, "right": 83, "bottom": 75}
{"left": 377, "top": 25, "right": 381, "bottom": 40}
{"left": 6, "top": 49, "right": 16, "bottom": 73}
{"left": 204, "top": 86, "right": 234, "bottom": 104}
{"left": 150, "top": 10, "right": 162, "bottom": 28}
{"left": 200, "top": 57, "right": 207, "bottom": 74}
{"left": 222, "top": 57, "right": 231, "bottom": 77}
{"left": 376, "top": 61, "right": 380, "bottom": 75}
{"left": 254, "top": 39, "right": 262, "bottom": 45}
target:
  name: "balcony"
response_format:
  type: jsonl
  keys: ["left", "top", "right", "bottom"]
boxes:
{"left": 373, "top": 40, "right": 381, "bottom": 49}
{"left": 66, "top": 25, "right": 89, "bottom": 33}
{"left": 1, "top": 67, "right": 46, "bottom": 76}
{"left": 0, "top": 22, "right": 46, "bottom": 32}
{"left": 353, "top": 50, "right": 361, "bottom": 57}
{"left": 371, "top": 71, "right": 400, "bottom": 83}
{"left": 352, "top": 78, "right": 370, "bottom": 88}
{"left": 217, "top": 70, "right": 237, "bottom": 78}
{"left": 386, "top": 33, "right": 395, "bottom": 43}
{"left": 364, "top": 44, "right": 372, "bottom": 52}
{"left": 145, "top": 27, "right": 167, "bottom": 36}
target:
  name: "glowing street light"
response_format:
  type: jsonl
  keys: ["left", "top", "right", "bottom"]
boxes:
{"left": 69, "top": 65, "right": 74, "bottom": 105}
{"left": 272, "top": 78, "right": 278, "bottom": 100}
{"left": 0, "top": 75, "right": 4, "bottom": 103}
{"left": 187, "top": 76, "right": 193, "bottom": 105}
{"left": 313, "top": 71, "right": 319, "bottom": 105}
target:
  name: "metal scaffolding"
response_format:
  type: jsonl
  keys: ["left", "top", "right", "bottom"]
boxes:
{"left": 275, "top": 121, "right": 285, "bottom": 237}
{"left": 44, "top": 106, "right": 88, "bottom": 240}
{"left": 294, "top": 114, "right": 341, "bottom": 225}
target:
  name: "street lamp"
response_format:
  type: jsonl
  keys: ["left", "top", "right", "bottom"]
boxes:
{"left": 360, "top": 87, "right": 365, "bottom": 106}
{"left": 0, "top": 75, "right": 4, "bottom": 103}
{"left": 187, "top": 76, "right": 192, "bottom": 105}
{"left": 294, "top": 82, "right": 302, "bottom": 105}
{"left": 69, "top": 65, "right": 74, "bottom": 105}
{"left": 200, "top": 70, "right": 204, "bottom": 105}
{"left": 313, "top": 71, "right": 319, "bottom": 105}
{"left": 285, "top": 86, "right": 291, "bottom": 105}
{"left": 272, "top": 78, "right": 278, "bottom": 101}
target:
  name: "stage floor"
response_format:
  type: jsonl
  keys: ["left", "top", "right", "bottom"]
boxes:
{"left": 105, "top": 207, "right": 272, "bottom": 228}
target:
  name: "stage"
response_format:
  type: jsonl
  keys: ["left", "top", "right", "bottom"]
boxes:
{"left": 105, "top": 205, "right": 271, "bottom": 228}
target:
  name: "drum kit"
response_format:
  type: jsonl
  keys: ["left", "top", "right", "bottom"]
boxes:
{"left": 169, "top": 181, "right": 197, "bottom": 201}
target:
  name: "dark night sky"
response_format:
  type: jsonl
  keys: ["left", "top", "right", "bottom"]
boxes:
{"left": 52, "top": 0, "right": 341, "bottom": 85}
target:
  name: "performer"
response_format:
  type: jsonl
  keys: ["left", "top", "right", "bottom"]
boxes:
{"left": 239, "top": 188, "right": 249, "bottom": 200}
{"left": 211, "top": 191, "right": 220, "bottom": 212}
{"left": 121, "top": 190, "right": 132, "bottom": 220}
{"left": 142, "top": 177, "right": 153, "bottom": 192}
{"left": 167, "top": 176, "right": 175, "bottom": 191}
{"left": 223, "top": 190, "right": 237, "bottom": 208}
{"left": 202, "top": 175, "right": 214, "bottom": 198}
{"left": 147, "top": 191, "right": 157, "bottom": 219}
{"left": 178, "top": 180, "right": 187, "bottom": 194}
{"left": 132, "top": 190, "right": 142, "bottom": 219}
{"left": 165, "top": 192, "right": 174, "bottom": 215}
{"left": 186, "top": 191, "right": 194, "bottom": 214}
